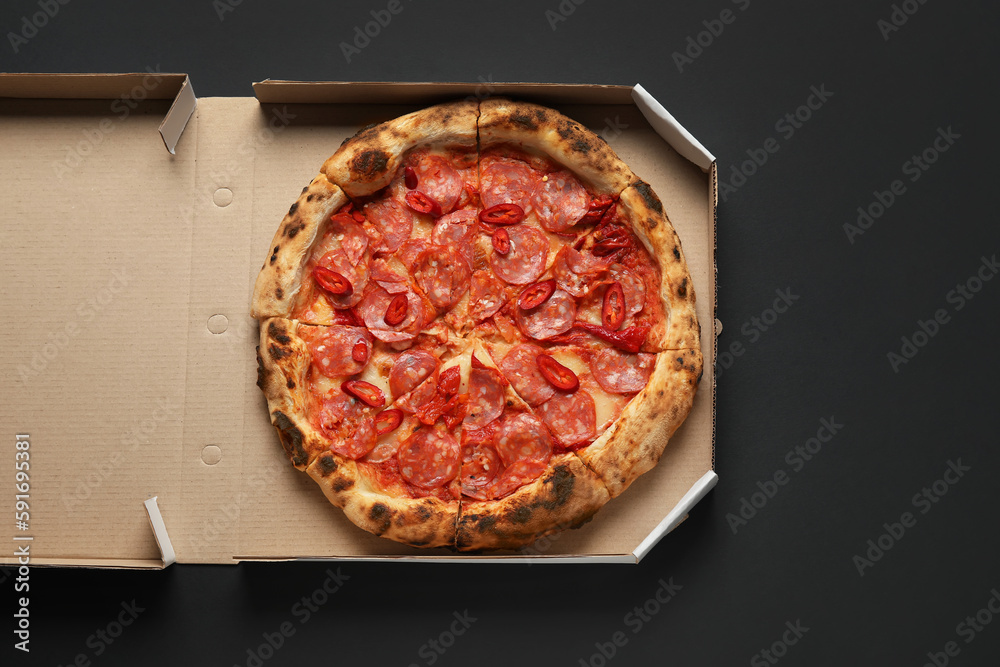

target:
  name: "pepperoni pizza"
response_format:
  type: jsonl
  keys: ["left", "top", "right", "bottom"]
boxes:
{"left": 252, "top": 98, "right": 702, "bottom": 551}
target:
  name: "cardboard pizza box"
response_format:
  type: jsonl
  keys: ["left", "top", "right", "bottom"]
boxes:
{"left": 0, "top": 75, "right": 717, "bottom": 567}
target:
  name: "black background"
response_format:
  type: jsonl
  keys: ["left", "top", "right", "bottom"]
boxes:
{"left": 3, "top": 1, "right": 1000, "bottom": 665}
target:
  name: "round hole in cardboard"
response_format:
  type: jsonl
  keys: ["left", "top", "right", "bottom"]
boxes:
{"left": 207, "top": 314, "right": 229, "bottom": 334}
{"left": 213, "top": 187, "right": 233, "bottom": 207}
{"left": 201, "top": 445, "right": 222, "bottom": 466}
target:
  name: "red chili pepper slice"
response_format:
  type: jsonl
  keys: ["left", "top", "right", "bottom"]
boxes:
{"left": 331, "top": 307, "right": 362, "bottom": 327}
{"left": 405, "top": 191, "right": 442, "bottom": 217}
{"left": 518, "top": 279, "right": 556, "bottom": 310}
{"left": 404, "top": 166, "right": 418, "bottom": 189}
{"left": 492, "top": 227, "right": 511, "bottom": 255}
{"left": 438, "top": 366, "right": 461, "bottom": 397}
{"left": 384, "top": 293, "right": 408, "bottom": 326}
{"left": 314, "top": 266, "right": 353, "bottom": 296}
{"left": 341, "top": 380, "right": 385, "bottom": 408}
{"left": 573, "top": 322, "right": 650, "bottom": 353}
{"left": 351, "top": 210, "right": 366, "bottom": 223}
{"left": 536, "top": 354, "right": 580, "bottom": 392}
{"left": 602, "top": 281, "right": 626, "bottom": 330}
{"left": 579, "top": 194, "right": 614, "bottom": 224}
{"left": 351, "top": 340, "right": 369, "bottom": 364}
{"left": 375, "top": 408, "right": 403, "bottom": 435}
{"left": 479, "top": 203, "right": 526, "bottom": 225}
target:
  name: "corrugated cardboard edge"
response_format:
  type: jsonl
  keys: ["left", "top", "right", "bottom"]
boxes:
{"left": 632, "top": 471, "right": 719, "bottom": 562}
{"left": 143, "top": 497, "right": 176, "bottom": 567}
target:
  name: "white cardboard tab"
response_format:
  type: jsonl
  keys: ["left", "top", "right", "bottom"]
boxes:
{"left": 158, "top": 76, "right": 196, "bottom": 155}
{"left": 632, "top": 471, "right": 719, "bottom": 562}
{"left": 631, "top": 84, "right": 716, "bottom": 171}
{"left": 143, "top": 497, "right": 176, "bottom": 567}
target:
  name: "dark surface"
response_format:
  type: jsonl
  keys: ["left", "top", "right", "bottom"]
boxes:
{"left": 3, "top": 1, "right": 999, "bottom": 665}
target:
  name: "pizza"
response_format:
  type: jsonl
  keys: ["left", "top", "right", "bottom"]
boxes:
{"left": 251, "top": 98, "right": 702, "bottom": 551}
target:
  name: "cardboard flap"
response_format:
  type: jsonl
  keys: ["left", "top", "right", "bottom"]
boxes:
{"left": 631, "top": 84, "right": 716, "bottom": 171}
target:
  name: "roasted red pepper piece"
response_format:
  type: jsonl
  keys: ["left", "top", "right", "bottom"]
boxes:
{"left": 341, "top": 380, "right": 385, "bottom": 408}
{"left": 573, "top": 322, "right": 651, "bottom": 353}
{"left": 536, "top": 354, "right": 580, "bottom": 392}
{"left": 442, "top": 394, "right": 470, "bottom": 429}
{"left": 438, "top": 366, "right": 461, "bottom": 397}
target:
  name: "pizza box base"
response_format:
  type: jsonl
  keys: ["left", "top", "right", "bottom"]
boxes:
{"left": 0, "top": 75, "right": 717, "bottom": 567}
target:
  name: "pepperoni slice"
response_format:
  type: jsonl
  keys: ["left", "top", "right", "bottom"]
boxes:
{"left": 488, "top": 459, "right": 548, "bottom": 500}
{"left": 480, "top": 158, "right": 537, "bottom": 212}
{"left": 412, "top": 244, "right": 472, "bottom": 311}
{"left": 432, "top": 209, "right": 477, "bottom": 268}
{"left": 460, "top": 445, "right": 501, "bottom": 498}
{"left": 515, "top": 288, "right": 577, "bottom": 340}
{"left": 304, "top": 326, "right": 372, "bottom": 378}
{"left": 536, "top": 390, "right": 597, "bottom": 450}
{"left": 315, "top": 394, "right": 377, "bottom": 460}
{"left": 489, "top": 225, "right": 549, "bottom": 285}
{"left": 398, "top": 426, "right": 461, "bottom": 489}
{"left": 395, "top": 238, "right": 430, "bottom": 272}
{"left": 610, "top": 264, "right": 646, "bottom": 318}
{"left": 396, "top": 375, "right": 439, "bottom": 413}
{"left": 469, "top": 269, "right": 508, "bottom": 321}
{"left": 463, "top": 367, "right": 505, "bottom": 429}
{"left": 370, "top": 258, "right": 409, "bottom": 294}
{"left": 499, "top": 343, "right": 555, "bottom": 406}
{"left": 327, "top": 213, "right": 369, "bottom": 264}
{"left": 494, "top": 413, "right": 553, "bottom": 466}
{"left": 315, "top": 251, "right": 368, "bottom": 308}
{"left": 410, "top": 155, "right": 463, "bottom": 214}
{"left": 389, "top": 350, "right": 439, "bottom": 397}
{"left": 358, "top": 284, "right": 429, "bottom": 342}
{"left": 552, "top": 246, "right": 611, "bottom": 298}
{"left": 591, "top": 349, "right": 657, "bottom": 394}
{"left": 532, "top": 170, "right": 589, "bottom": 232}
{"left": 363, "top": 195, "right": 413, "bottom": 253}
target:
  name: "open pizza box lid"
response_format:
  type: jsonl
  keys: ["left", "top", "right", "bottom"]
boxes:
{"left": 0, "top": 75, "right": 717, "bottom": 568}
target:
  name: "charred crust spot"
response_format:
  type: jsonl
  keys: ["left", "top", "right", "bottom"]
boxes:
{"left": 270, "top": 253, "right": 278, "bottom": 265}
{"left": 634, "top": 181, "right": 663, "bottom": 215}
{"left": 510, "top": 505, "right": 533, "bottom": 524}
{"left": 286, "top": 378, "right": 295, "bottom": 389}
{"left": 268, "top": 343, "right": 289, "bottom": 360}
{"left": 475, "top": 514, "right": 498, "bottom": 533}
{"left": 556, "top": 119, "right": 574, "bottom": 140}
{"left": 545, "top": 465, "right": 575, "bottom": 508}
{"left": 272, "top": 411, "right": 308, "bottom": 467}
{"left": 369, "top": 503, "right": 391, "bottom": 534}
{"left": 286, "top": 223, "right": 305, "bottom": 239}
{"left": 678, "top": 277, "right": 688, "bottom": 298}
{"left": 658, "top": 389, "right": 665, "bottom": 397}
{"left": 275, "top": 287, "right": 284, "bottom": 300}
{"left": 319, "top": 453, "right": 338, "bottom": 475}
{"left": 274, "top": 245, "right": 280, "bottom": 253}
{"left": 332, "top": 477, "right": 354, "bottom": 492}
{"left": 289, "top": 201, "right": 299, "bottom": 215}
{"left": 416, "top": 504, "right": 432, "bottom": 521}
{"left": 301, "top": 186, "right": 309, "bottom": 194}
{"left": 307, "top": 194, "right": 314, "bottom": 202}
{"left": 351, "top": 149, "right": 390, "bottom": 180}
{"left": 408, "top": 537, "right": 431, "bottom": 547}
{"left": 255, "top": 347, "right": 266, "bottom": 389}
{"left": 572, "top": 139, "right": 591, "bottom": 153}
{"left": 673, "top": 245, "right": 681, "bottom": 260}
{"left": 267, "top": 322, "right": 292, "bottom": 345}
{"left": 510, "top": 111, "right": 540, "bottom": 131}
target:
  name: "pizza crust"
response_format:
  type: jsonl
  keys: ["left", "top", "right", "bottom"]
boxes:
{"left": 456, "top": 453, "right": 610, "bottom": 551}
{"left": 306, "top": 453, "right": 458, "bottom": 549}
{"left": 251, "top": 176, "right": 348, "bottom": 321}
{"left": 322, "top": 99, "right": 479, "bottom": 197}
{"left": 577, "top": 349, "right": 703, "bottom": 497}
{"left": 619, "top": 182, "right": 701, "bottom": 351}
{"left": 478, "top": 98, "right": 637, "bottom": 196}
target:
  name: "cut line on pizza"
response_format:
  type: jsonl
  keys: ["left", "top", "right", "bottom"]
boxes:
{"left": 251, "top": 98, "right": 703, "bottom": 551}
